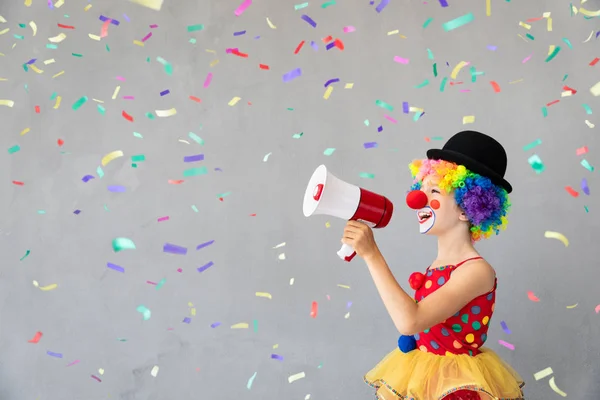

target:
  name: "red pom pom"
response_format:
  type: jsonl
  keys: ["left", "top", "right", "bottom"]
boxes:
{"left": 406, "top": 190, "right": 428, "bottom": 210}
{"left": 408, "top": 272, "right": 425, "bottom": 290}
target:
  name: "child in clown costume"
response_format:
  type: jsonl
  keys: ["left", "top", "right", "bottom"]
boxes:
{"left": 341, "top": 131, "right": 525, "bottom": 399}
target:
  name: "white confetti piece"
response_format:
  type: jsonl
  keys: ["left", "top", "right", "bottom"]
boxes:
{"left": 278, "top": 253, "right": 286, "bottom": 260}
{"left": 155, "top": 108, "right": 177, "bottom": 117}
{"left": 549, "top": 377, "right": 567, "bottom": 397}
{"left": 288, "top": 371, "right": 305, "bottom": 383}
{"left": 263, "top": 152, "right": 272, "bottom": 162}
{"left": 344, "top": 312, "right": 350, "bottom": 319}
{"left": 305, "top": 395, "right": 311, "bottom": 400}
{"left": 534, "top": 367, "right": 553, "bottom": 381}
{"left": 585, "top": 120, "right": 595, "bottom": 128}
{"left": 150, "top": 365, "right": 159, "bottom": 377}
{"left": 247, "top": 371, "right": 257, "bottom": 389}
{"left": 29, "top": 21, "right": 37, "bottom": 36}
{"left": 48, "top": 33, "right": 67, "bottom": 43}
{"left": 590, "top": 81, "right": 600, "bottom": 97}
{"left": 289, "top": 278, "right": 295, "bottom": 285}
{"left": 273, "top": 242, "right": 286, "bottom": 249}
{"left": 129, "top": 0, "right": 164, "bottom": 10}
{"left": 98, "top": 368, "right": 105, "bottom": 375}
{"left": 228, "top": 97, "right": 241, "bottom": 106}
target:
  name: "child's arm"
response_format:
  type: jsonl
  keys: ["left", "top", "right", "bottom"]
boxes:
{"left": 365, "top": 251, "right": 495, "bottom": 336}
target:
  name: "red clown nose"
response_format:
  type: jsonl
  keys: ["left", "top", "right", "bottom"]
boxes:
{"left": 406, "top": 190, "right": 428, "bottom": 210}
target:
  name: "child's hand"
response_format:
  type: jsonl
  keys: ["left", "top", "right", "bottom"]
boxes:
{"left": 341, "top": 220, "right": 380, "bottom": 260}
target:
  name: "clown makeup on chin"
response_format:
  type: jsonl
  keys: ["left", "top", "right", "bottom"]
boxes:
{"left": 418, "top": 206, "right": 435, "bottom": 233}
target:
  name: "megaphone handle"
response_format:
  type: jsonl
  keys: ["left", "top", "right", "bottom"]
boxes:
{"left": 337, "top": 243, "right": 357, "bottom": 262}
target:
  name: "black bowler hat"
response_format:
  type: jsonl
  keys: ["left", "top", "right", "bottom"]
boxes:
{"left": 427, "top": 130, "right": 513, "bottom": 193}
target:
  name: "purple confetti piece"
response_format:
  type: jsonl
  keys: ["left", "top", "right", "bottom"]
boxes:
{"left": 254, "top": 35, "right": 260, "bottom": 39}
{"left": 141, "top": 32, "right": 152, "bottom": 42}
{"left": 160, "top": 89, "right": 170, "bottom": 96}
{"left": 439, "top": 0, "right": 449, "bottom": 7}
{"left": 271, "top": 354, "right": 283, "bottom": 361}
{"left": 73, "top": 210, "right": 81, "bottom": 215}
{"left": 364, "top": 142, "right": 378, "bottom": 149}
{"left": 282, "top": 68, "right": 302, "bottom": 82}
{"left": 47, "top": 351, "right": 63, "bottom": 358}
{"left": 91, "top": 375, "right": 102, "bottom": 382}
{"left": 487, "top": 45, "right": 497, "bottom": 51}
{"left": 146, "top": 281, "right": 157, "bottom": 285}
{"left": 596, "top": 31, "right": 600, "bottom": 39}
{"left": 214, "top": 167, "right": 223, "bottom": 172}
{"left": 375, "top": 0, "right": 389, "bottom": 12}
{"left": 197, "top": 261, "right": 214, "bottom": 273}
{"left": 369, "top": 0, "right": 375, "bottom": 4}
{"left": 225, "top": 48, "right": 238, "bottom": 54}
{"left": 107, "top": 263, "right": 125, "bottom": 273}
{"left": 325, "top": 42, "right": 335, "bottom": 50}
{"left": 310, "top": 41, "right": 318, "bottom": 51}
{"left": 27, "top": 58, "right": 37, "bottom": 65}
{"left": 184, "top": 154, "right": 205, "bottom": 162}
{"left": 500, "top": 321, "right": 511, "bottom": 334}
{"left": 122, "top": 96, "right": 135, "bottom": 100}
{"left": 183, "top": 317, "right": 191, "bottom": 324}
{"left": 150, "top": 24, "right": 158, "bottom": 28}
{"left": 301, "top": 15, "right": 317, "bottom": 28}
{"left": 347, "top": 301, "right": 352, "bottom": 308}
{"left": 123, "top": 14, "right": 130, "bottom": 22}
{"left": 324, "top": 78, "right": 340, "bottom": 87}
{"left": 107, "top": 185, "right": 126, "bottom": 193}
{"left": 377, "top": 126, "right": 383, "bottom": 132}
{"left": 233, "top": 30, "right": 246, "bottom": 36}
{"left": 82, "top": 175, "right": 95, "bottom": 183}
{"left": 582, "top": 178, "right": 590, "bottom": 195}
{"left": 210, "top": 322, "right": 221, "bottom": 328}
{"left": 163, "top": 243, "right": 188, "bottom": 255}
{"left": 196, "top": 240, "right": 215, "bottom": 250}
{"left": 402, "top": 102, "right": 409, "bottom": 114}
{"left": 48, "top": 0, "right": 53, "bottom": 8}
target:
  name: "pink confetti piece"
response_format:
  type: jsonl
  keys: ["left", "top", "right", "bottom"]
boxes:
{"left": 116, "top": 76, "right": 126, "bottom": 81}
{"left": 141, "top": 32, "right": 152, "bottom": 42}
{"left": 100, "top": 20, "right": 111, "bottom": 38}
{"left": 595, "top": 304, "right": 600, "bottom": 313}
{"left": 157, "top": 216, "right": 169, "bottom": 222}
{"left": 203, "top": 72, "right": 213, "bottom": 88}
{"left": 234, "top": 0, "right": 252, "bottom": 16}
{"left": 66, "top": 360, "right": 80, "bottom": 367}
{"left": 498, "top": 340, "right": 515, "bottom": 350}
{"left": 150, "top": 24, "right": 159, "bottom": 28}
{"left": 384, "top": 115, "right": 397, "bottom": 124}
{"left": 343, "top": 26, "right": 355, "bottom": 33}
{"left": 576, "top": 146, "right": 588, "bottom": 155}
{"left": 393, "top": 56, "right": 409, "bottom": 64}
{"left": 122, "top": 96, "right": 135, "bottom": 100}
{"left": 522, "top": 54, "right": 532, "bottom": 64}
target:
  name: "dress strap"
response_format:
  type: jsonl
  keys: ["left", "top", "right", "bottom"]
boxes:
{"left": 454, "top": 256, "right": 483, "bottom": 268}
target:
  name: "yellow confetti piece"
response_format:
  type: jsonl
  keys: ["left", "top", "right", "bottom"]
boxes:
{"left": 54, "top": 0, "right": 65, "bottom": 7}
{"left": 273, "top": 242, "right": 286, "bottom": 249}
{"left": 133, "top": 40, "right": 145, "bottom": 47}
{"left": 534, "top": 367, "right": 553, "bottom": 380}
{"left": 519, "top": 21, "right": 531, "bottom": 29}
{"left": 0, "top": 77, "right": 6, "bottom": 81}
{"left": 29, "top": 21, "right": 37, "bottom": 36}
{"left": 462, "top": 115, "right": 475, "bottom": 124}
{"left": 583, "top": 31, "right": 594, "bottom": 43}
{"left": 150, "top": 365, "right": 159, "bottom": 377}
{"left": 337, "top": 284, "right": 350, "bottom": 289}
{"left": 278, "top": 253, "right": 286, "bottom": 260}
{"left": 231, "top": 323, "right": 249, "bottom": 329}
{"left": 566, "top": 303, "right": 578, "bottom": 309}
{"left": 549, "top": 377, "right": 567, "bottom": 397}
{"left": 344, "top": 83, "right": 354, "bottom": 89}
{"left": 548, "top": 45, "right": 555, "bottom": 56}
{"left": 0, "top": 28, "right": 10, "bottom": 36}
{"left": 266, "top": 17, "right": 277, "bottom": 29}
{"left": 53, "top": 96, "right": 62, "bottom": 109}
{"left": 130, "top": 0, "right": 165, "bottom": 11}
{"left": 0, "top": 99, "right": 15, "bottom": 107}
{"left": 323, "top": 86, "right": 333, "bottom": 100}
{"left": 20, "top": 128, "right": 30, "bottom": 135}
{"left": 84, "top": 4, "right": 92, "bottom": 11}
{"left": 39, "top": 283, "right": 58, "bottom": 291}
{"left": 205, "top": 49, "right": 216, "bottom": 54}
{"left": 325, "top": 221, "right": 331, "bottom": 228}
{"left": 561, "top": 90, "right": 573, "bottom": 97}
{"left": 101, "top": 150, "right": 124, "bottom": 166}
{"left": 590, "top": 81, "right": 600, "bottom": 97}
{"left": 48, "top": 33, "right": 67, "bottom": 43}
{"left": 43, "top": 59, "right": 55, "bottom": 65}
{"left": 450, "top": 61, "right": 469, "bottom": 79}
{"left": 228, "top": 97, "right": 241, "bottom": 106}
{"left": 209, "top": 59, "right": 219, "bottom": 67}
{"left": 92, "top": 98, "right": 104, "bottom": 103}
{"left": 98, "top": 368, "right": 104, "bottom": 375}
{"left": 155, "top": 108, "right": 177, "bottom": 117}
{"left": 409, "top": 106, "right": 424, "bottom": 113}
{"left": 547, "top": 17, "right": 552, "bottom": 31}
{"left": 256, "top": 292, "right": 272, "bottom": 299}
{"left": 190, "top": 307, "right": 196, "bottom": 316}
{"left": 544, "top": 231, "right": 569, "bottom": 247}
{"left": 542, "top": 12, "right": 551, "bottom": 18}
{"left": 344, "top": 312, "right": 350, "bottom": 319}
{"left": 30, "top": 65, "right": 43, "bottom": 74}
{"left": 485, "top": 0, "right": 491, "bottom": 16}
{"left": 272, "top": 344, "right": 279, "bottom": 349}
{"left": 585, "top": 120, "right": 594, "bottom": 128}
{"left": 25, "top": 0, "right": 32, "bottom": 6}
{"left": 571, "top": 4, "right": 578, "bottom": 14}
{"left": 88, "top": 34, "right": 101, "bottom": 41}
{"left": 112, "top": 86, "right": 121, "bottom": 100}
{"left": 509, "top": 79, "right": 523, "bottom": 84}
{"left": 580, "top": 7, "right": 600, "bottom": 17}
{"left": 288, "top": 372, "right": 306, "bottom": 383}
{"left": 52, "top": 71, "right": 65, "bottom": 79}
{"left": 387, "top": 29, "right": 399, "bottom": 35}
{"left": 0, "top": 15, "right": 6, "bottom": 22}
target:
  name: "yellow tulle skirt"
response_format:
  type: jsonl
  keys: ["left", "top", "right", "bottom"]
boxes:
{"left": 364, "top": 347, "right": 525, "bottom": 400}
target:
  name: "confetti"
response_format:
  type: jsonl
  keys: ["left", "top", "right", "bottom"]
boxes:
{"left": 498, "top": 340, "right": 515, "bottom": 350}
{"left": 151, "top": 366, "right": 159, "bottom": 377}
{"left": 527, "top": 155, "right": 545, "bottom": 174}
{"left": 323, "top": 148, "right": 336, "bottom": 156}
{"left": 0, "top": 99, "right": 15, "bottom": 107}
{"left": 20, "top": 250, "right": 31, "bottom": 261}
{"left": 129, "top": 0, "right": 164, "bottom": 11}
{"left": 156, "top": 57, "right": 173, "bottom": 75}
{"left": 527, "top": 291, "right": 540, "bottom": 302}
{"left": 548, "top": 377, "right": 567, "bottom": 397}
{"left": 565, "top": 186, "right": 579, "bottom": 197}
{"left": 375, "top": 0, "right": 389, "bottom": 13}
{"left": 107, "top": 263, "right": 125, "bottom": 273}
{"left": 500, "top": 321, "right": 511, "bottom": 334}
{"left": 289, "top": 371, "right": 306, "bottom": 383}
{"left": 375, "top": 100, "right": 393, "bottom": 111}
{"left": 203, "top": 73, "right": 213, "bottom": 87}
{"left": 46, "top": 351, "right": 63, "bottom": 358}
{"left": 545, "top": 46, "right": 561, "bottom": 62}
{"left": 228, "top": 97, "right": 241, "bottom": 106}
{"left": 256, "top": 292, "right": 272, "bottom": 299}
{"left": 101, "top": 150, "right": 124, "bottom": 166}
{"left": 582, "top": 179, "right": 589, "bottom": 195}
{"left": 247, "top": 372, "right": 257, "bottom": 389}
{"left": 310, "top": 301, "right": 318, "bottom": 318}
{"left": 112, "top": 237, "right": 136, "bottom": 252}
{"left": 283, "top": 68, "right": 302, "bottom": 82}
{"left": 393, "top": 56, "right": 409, "bottom": 64}
{"left": 38, "top": 283, "right": 58, "bottom": 291}
{"left": 155, "top": 108, "right": 177, "bottom": 117}
{"left": 566, "top": 303, "right": 578, "bottom": 309}
{"left": 136, "top": 305, "right": 151, "bottom": 320}
{"left": 544, "top": 231, "right": 569, "bottom": 247}
{"left": 442, "top": 13, "right": 474, "bottom": 32}
{"left": 266, "top": 17, "right": 277, "bottom": 29}
{"left": 450, "top": 61, "right": 469, "bottom": 79}
{"left": 8, "top": 145, "right": 20, "bottom": 154}
{"left": 28, "top": 331, "right": 43, "bottom": 343}
{"left": 462, "top": 116, "right": 475, "bottom": 124}
{"left": 490, "top": 81, "right": 501, "bottom": 92}
{"left": 183, "top": 167, "right": 208, "bottom": 177}
{"left": 523, "top": 139, "right": 542, "bottom": 151}
{"left": 72, "top": 96, "right": 88, "bottom": 110}
{"left": 48, "top": 33, "right": 66, "bottom": 43}
{"left": 231, "top": 322, "right": 249, "bottom": 329}
{"left": 234, "top": 0, "right": 252, "bottom": 16}
{"left": 271, "top": 354, "right": 283, "bottom": 361}
{"left": 591, "top": 81, "right": 600, "bottom": 97}
{"left": 197, "top": 261, "right": 214, "bottom": 272}
{"left": 163, "top": 243, "right": 188, "bottom": 255}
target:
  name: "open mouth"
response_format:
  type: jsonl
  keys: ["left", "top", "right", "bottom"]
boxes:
{"left": 418, "top": 210, "right": 432, "bottom": 224}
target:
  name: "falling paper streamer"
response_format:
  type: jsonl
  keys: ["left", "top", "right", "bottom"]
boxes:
{"left": 0, "top": 100, "right": 15, "bottom": 107}
{"left": 266, "top": 17, "right": 276, "bottom": 29}
{"left": 29, "top": 21, "right": 37, "bottom": 36}
{"left": 150, "top": 366, "right": 159, "bottom": 377}
{"left": 247, "top": 372, "right": 257, "bottom": 389}
{"left": 136, "top": 305, "right": 151, "bottom": 320}
{"left": 549, "top": 377, "right": 567, "bottom": 397}
{"left": 231, "top": 323, "right": 249, "bottom": 329}
{"left": 156, "top": 108, "right": 177, "bottom": 117}
{"left": 288, "top": 372, "right": 306, "bottom": 383}
{"left": 130, "top": 0, "right": 164, "bottom": 11}
{"left": 544, "top": 231, "right": 569, "bottom": 247}
{"left": 112, "top": 237, "right": 136, "bottom": 252}
{"left": 256, "top": 292, "right": 272, "bottom": 299}
{"left": 48, "top": 33, "right": 66, "bottom": 43}
{"left": 101, "top": 150, "right": 123, "bottom": 166}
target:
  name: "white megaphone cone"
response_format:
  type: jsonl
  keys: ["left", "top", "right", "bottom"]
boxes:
{"left": 303, "top": 165, "right": 394, "bottom": 262}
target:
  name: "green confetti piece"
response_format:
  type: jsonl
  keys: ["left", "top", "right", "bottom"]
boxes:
{"left": 321, "top": 0, "right": 335, "bottom": 8}
{"left": 287, "top": 107, "right": 294, "bottom": 111}
{"left": 584, "top": 206, "right": 589, "bottom": 213}
{"left": 526, "top": 33, "right": 534, "bottom": 41}
{"left": 183, "top": 167, "right": 208, "bottom": 177}
{"left": 97, "top": 104, "right": 105, "bottom": 115}
{"left": 431, "top": 136, "right": 443, "bottom": 140}
{"left": 440, "top": 77, "right": 448, "bottom": 92}
{"left": 433, "top": 63, "right": 437, "bottom": 77}
{"left": 581, "top": 159, "right": 594, "bottom": 172}
{"left": 46, "top": 44, "right": 57, "bottom": 49}
{"left": 253, "top": 319, "right": 258, "bottom": 332}
{"left": 14, "top": 34, "right": 25, "bottom": 40}
{"left": 117, "top": 338, "right": 127, "bottom": 342}
{"left": 415, "top": 79, "right": 429, "bottom": 88}
{"left": 191, "top": 205, "right": 199, "bottom": 212}
{"left": 72, "top": 96, "right": 88, "bottom": 110}
{"left": 323, "top": 148, "right": 336, "bottom": 156}
{"left": 442, "top": 13, "right": 474, "bottom": 32}
{"left": 189, "top": 38, "right": 197, "bottom": 44}
{"left": 131, "top": 155, "right": 146, "bottom": 162}
{"left": 247, "top": 372, "right": 257, "bottom": 389}
{"left": 375, "top": 100, "right": 394, "bottom": 111}
{"left": 136, "top": 305, "right": 151, "bottom": 320}
{"left": 187, "top": 24, "right": 204, "bottom": 32}
{"left": 24, "top": 84, "right": 28, "bottom": 93}
{"left": 23, "top": 64, "right": 29, "bottom": 72}
{"left": 112, "top": 237, "right": 136, "bottom": 252}
{"left": 528, "top": 155, "right": 545, "bottom": 174}
{"left": 72, "top": 53, "right": 83, "bottom": 57}
{"left": 106, "top": 44, "right": 110, "bottom": 52}
{"left": 413, "top": 112, "right": 422, "bottom": 122}
{"left": 470, "top": 66, "right": 477, "bottom": 83}
{"left": 318, "top": 363, "right": 323, "bottom": 369}
{"left": 294, "top": 2, "right": 309, "bottom": 10}
{"left": 364, "top": 119, "right": 370, "bottom": 126}
{"left": 217, "top": 191, "right": 232, "bottom": 198}
{"left": 523, "top": 139, "right": 542, "bottom": 151}
{"left": 8, "top": 145, "right": 20, "bottom": 154}
{"left": 292, "top": 132, "right": 304, "bottom": 139}
{"left": 562, "top": 74, "right": 568, "bottom": 82}
{"left": 18, "top": 23, "right": 26, "bottom": 28}
{"left": 104, "top": 204, "right": 109, "bottom": 211}
{"left": 156, "top": 278, "right": 166, "bottom": 290}
{"left": 156, "top": 56, "right": 173, "bottom": 75}
{"left": 97, "top": 166, "right": 104, "bottom": 178}
{"left": 427, "top": 48, "right": 434, "bottom": 60}
{"left": 20, "top": 250, "right": 30, "bottom": 261}
{"left": 133, "top": 132, "right": 143, "bottom": 138}
{"left": 50, "top": 92, "right": 57, "bottom": 100}
{"left": 132, "top": 164, "right": 137, "bottom": 168}
{"left": 145, "top": 112, "right": 155, "bottom": 119}
{"left": 423, "top": 18, "right": 433, "bottom": 28}
{"left": 542, "top": 107, "right": 548, "bottom": 117}
{"left": 545, "top": 46, "right": 561, "bottom": 62}
{"left": 188, "top": 132, "right": 204, "bottom": 145}
{"left": 359, "top": 172, "right": 375, "bottom": 179}
{"left": 562, "top": 38, "right": 572, "bottom": 48}
{"left": 146, "top": 57, "right": 150, "bottom": 62}
{"left": 37, "top": 210, "right": 46, "bottom": 214}
{"left": 583, "top": 104, "right": 592, "bottom": 114}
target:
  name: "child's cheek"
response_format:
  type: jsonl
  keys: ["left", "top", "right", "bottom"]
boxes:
{"left": 430, "top": 199, "right": 440, "bottom": 210}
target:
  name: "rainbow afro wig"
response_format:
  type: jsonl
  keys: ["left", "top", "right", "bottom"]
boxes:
{"left": 408, "top": 159, "right": 510, "bottom": 241}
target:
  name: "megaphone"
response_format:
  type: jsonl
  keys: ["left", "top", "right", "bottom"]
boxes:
{"left": 303, "top": 165, "right": 394, "bottom": 262}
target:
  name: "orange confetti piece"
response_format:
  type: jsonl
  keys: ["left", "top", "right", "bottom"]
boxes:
{"left": 294, "top": 40, "right": 305, "bottom": 54}
{"left": 57, "top": 23, "right": 75, "bottom": 29}
{"left": 259, "top": 64, "right": 270, "bottom": 70}
{"left": 189, "top": 96, "right": 201, "bottom": 103}
{"left": 322, "top": 35, "right": 333, "bottom": 43}
{"left": 490, "top": 81, "right": 501, "bottom": 93}
{"left": 122, "top": 111, "right": 134, "bottom": 122}
{"left": 576, "top": 146, "right": 588, "bottom": 155}
{"left": 565, "top": 186, "right": 579, "bottom": 197}
{"left": 168, "top": 180, "right": 184, "bottom": 185}
{"left": 310, "top": 301, "right": 318, "bottom": 318}
{"left": 527, "top": 291, "right": 540, "bottom": 302}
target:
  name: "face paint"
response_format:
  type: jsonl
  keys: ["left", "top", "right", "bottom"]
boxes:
{"left": 417, "top": 206, "right": 436, "bottom": 234}
{"left": 430, "top": 199, "right": 440, "bottom": 210}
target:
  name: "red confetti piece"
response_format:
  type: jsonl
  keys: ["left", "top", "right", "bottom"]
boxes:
{"left": 490, "top": 81, "right": 501, "bottom": 93}
{"left": 527, "top": 291, "right": 540, "bottom": 302}
{"left": 249, "top": 213, "right": 257, "bottom": 216}
{"left": 525, "top": 17, "right": 544, "bottom": 23}
{"left": 294, "top": 40, "right": 305, "bottom": 54}
{"left": 100, "top": 20, "right": 110, "bottom": 38}
{"left": 231, "top": 49, "right": 248, "bottom": 58}
{"left": 12, "top": 181, "right": 24, "bottom": 186}
{"left": 189, "top": 96, "right": 202, "bottom": 103}
{"left": 449, "top": 81, "right": 464, "bottom": 86}
{"left": 595, "top": 304, "right": 600, "bottom": 314}
{"left": 168, "top": 180, "right": 184, "bottom": 185}
{"left": 57, "top": 23, "right": 75, "bottom": 29}
{"left": 35, "top": 105, "right": 40, "bottom": 113}
{"left": 546, "top": 100, "right": 560, "bottom": 107}
{"left": 563, "top": 85, "right": 577, "bottom": 95}
{"left": 576, "top": 146, "right": 588, "bottom": 156}
{"left": 590, "top": 57, "right": 599, "bottom": 66}
{"left": 57, "top": 139, "right": 64, "bottom": 146}
{"left": 334, "top": 39, "right": 344, "bottom": 50}
{"left": 424, "top": 137, "right": 431, "bottom": 142}
{"left": 310, "top": 301, "right": 318, "bottom": 318}
{"left": 122, "top": 111, "right": 133, "bottom": 122}
{"left": 259, "top": 64, "right": 270, "bottom": 70}
{"left": 28, "top": 331, "right": 43, "bottom": 343}
{"left": 322, "top": 35, "right": 333, "bottom": 43}
{"left": 565, "top": 186, "right": 579, "bottom": 197}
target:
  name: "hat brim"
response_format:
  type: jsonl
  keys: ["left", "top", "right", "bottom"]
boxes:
{"left": 427, "top": 149, "right": 513, "bottom": 193}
